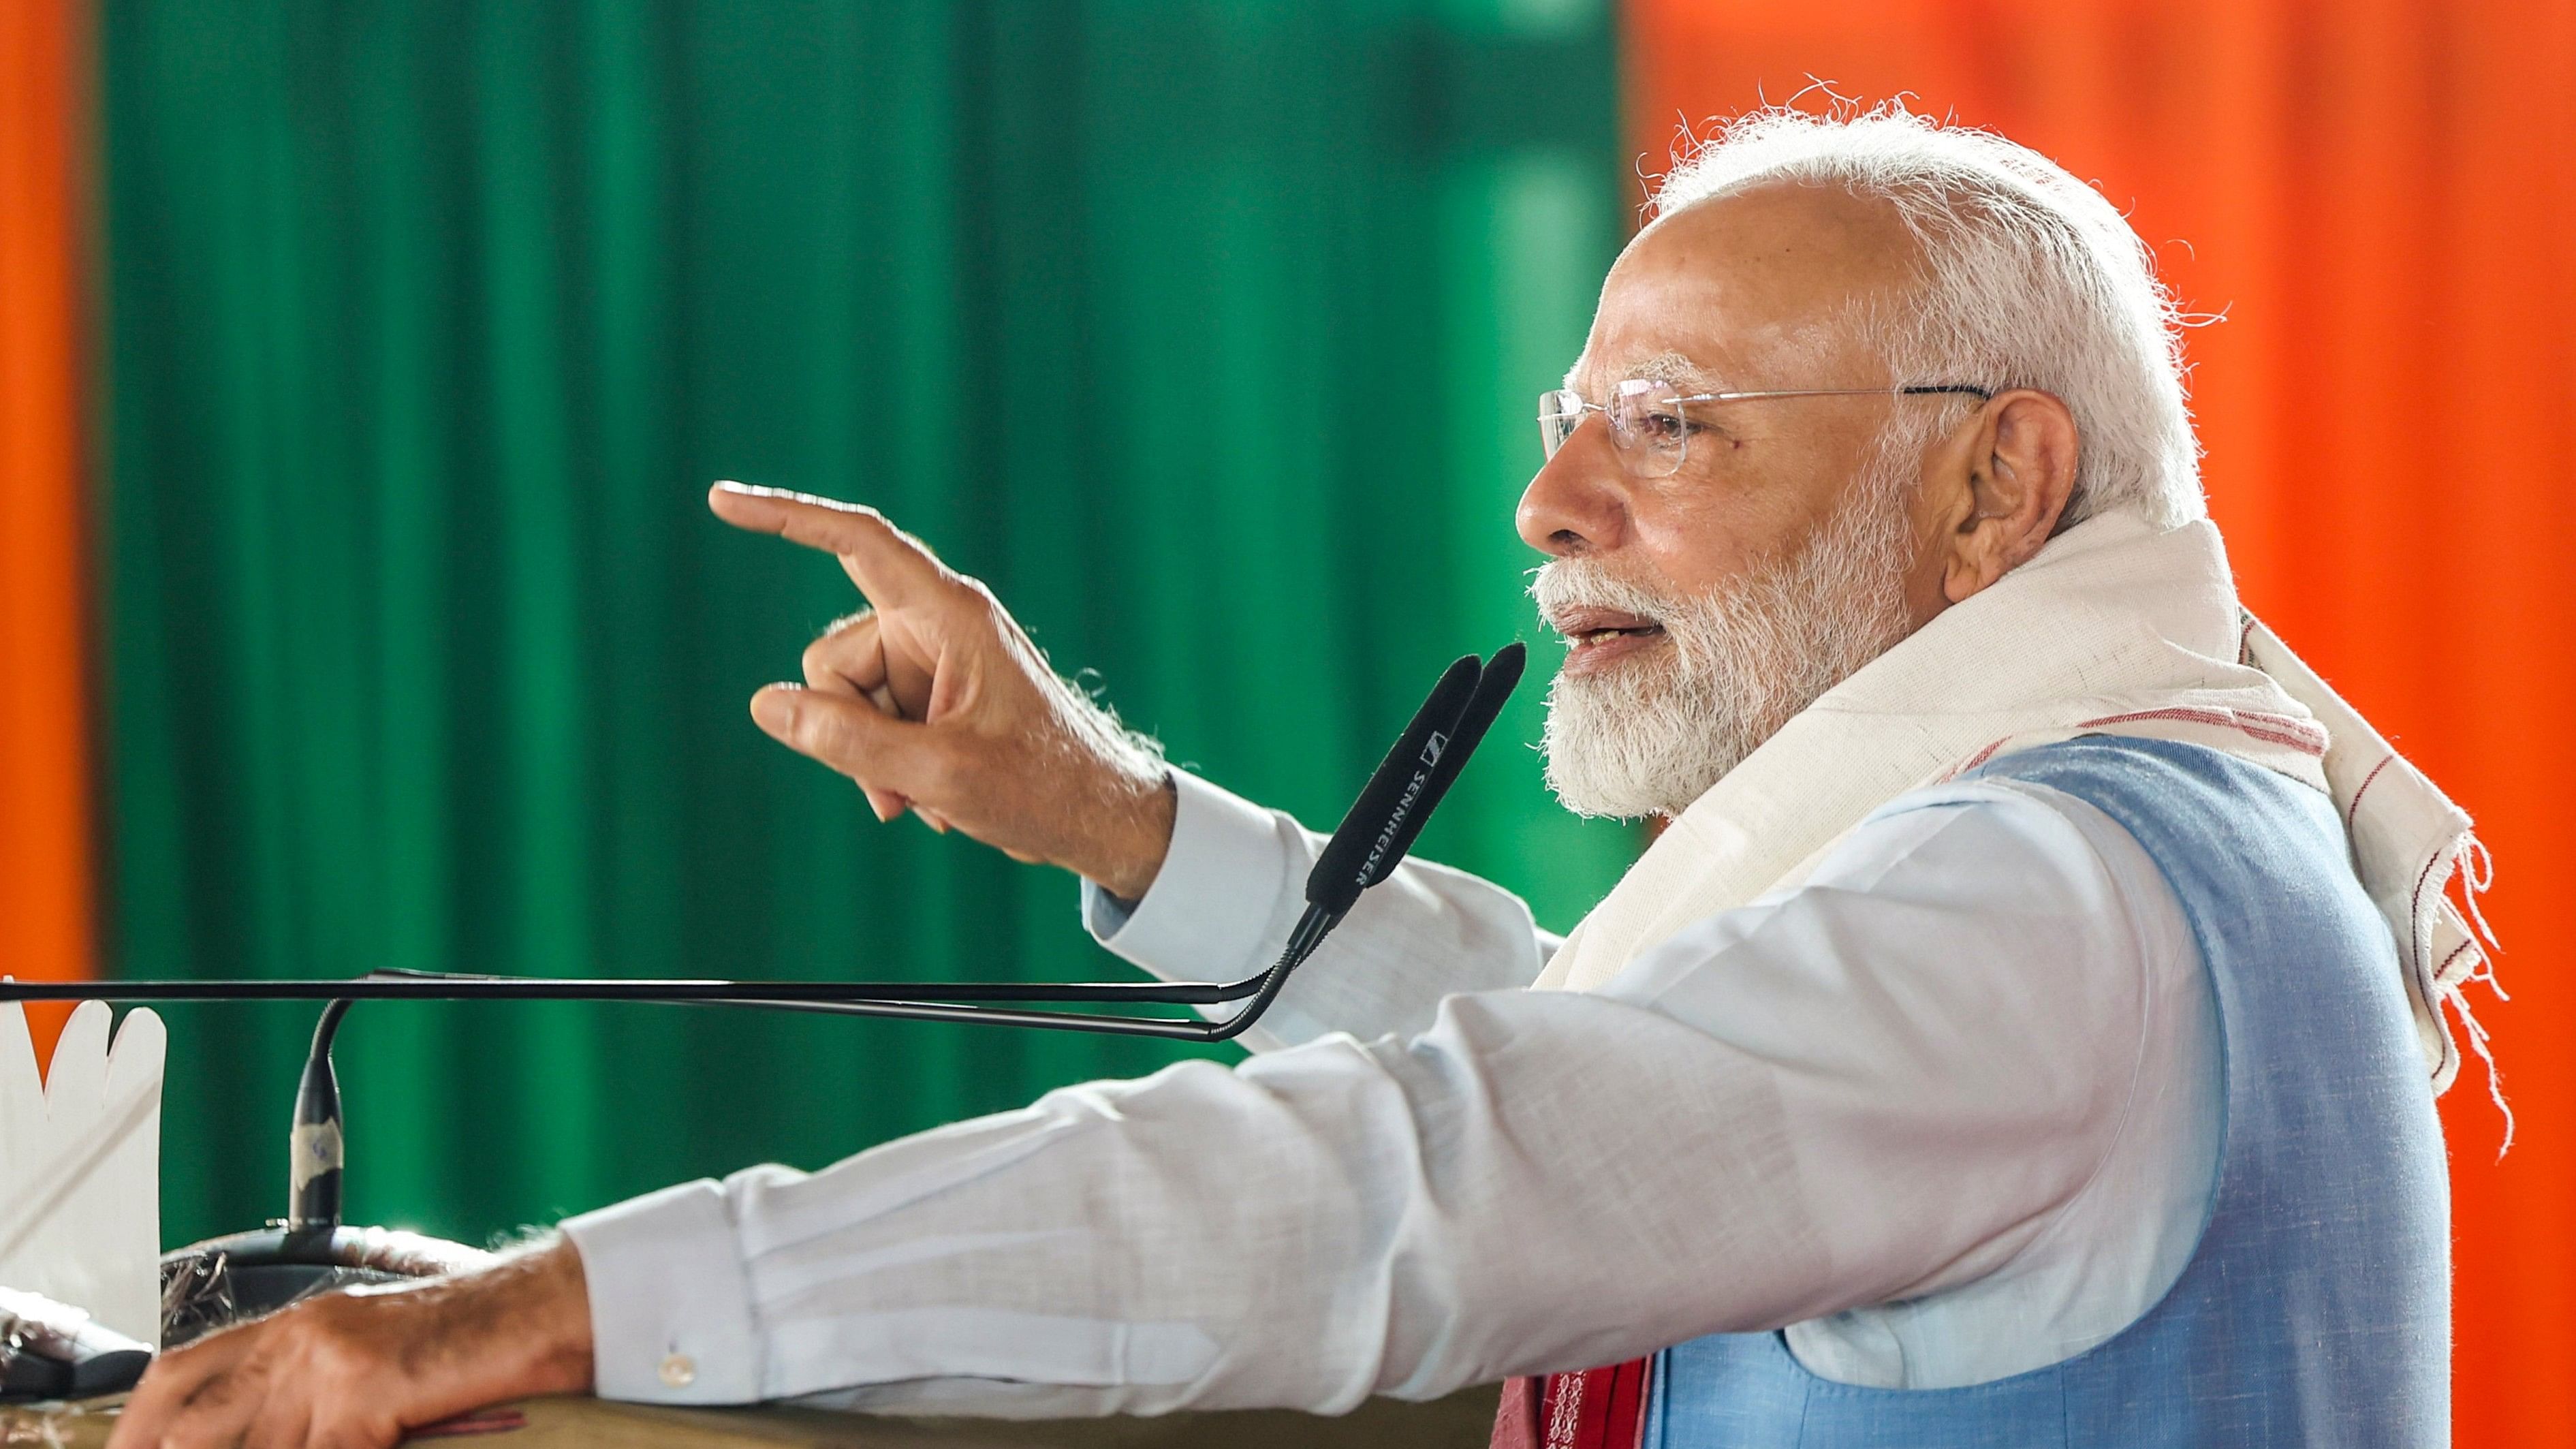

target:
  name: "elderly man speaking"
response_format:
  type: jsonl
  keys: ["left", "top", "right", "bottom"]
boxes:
{"left": 114, "top": 108, "right": 2491, "bottom": 1449}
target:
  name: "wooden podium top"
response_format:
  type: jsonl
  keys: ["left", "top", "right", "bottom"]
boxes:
{"left": 2, "top": 1385, "right": 1501, "bottom": 1448}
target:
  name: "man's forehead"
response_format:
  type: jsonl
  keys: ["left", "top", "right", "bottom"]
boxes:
{"left": 1564, "top": 183, "right": 1917, "bottom": 396}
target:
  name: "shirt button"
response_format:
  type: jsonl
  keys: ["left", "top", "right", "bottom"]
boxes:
{"left": 659, "top": 1353, "right": 697, "bottom": 1389}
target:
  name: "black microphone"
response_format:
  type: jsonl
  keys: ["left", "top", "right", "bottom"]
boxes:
{"left": 1274, "top": 644, "right": 1524, "bottom": 971}
{"left": 1357, "top": 642, "right": 1524, "bottom": 894}
{"left": 1304, "top": 654, "right": 1486, "bottom": 919}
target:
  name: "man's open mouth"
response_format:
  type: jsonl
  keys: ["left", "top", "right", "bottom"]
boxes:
{"left": 1552, "top": 607, "right": 1669, "bottom": 674}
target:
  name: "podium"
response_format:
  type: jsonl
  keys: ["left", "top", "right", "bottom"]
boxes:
{"left": 1, "top": 1385, "right": 1501, "bottom": 1448}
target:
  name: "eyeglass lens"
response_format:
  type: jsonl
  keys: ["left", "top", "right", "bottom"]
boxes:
{"left": 1535, "top": 381, "right": 1693, "bottom": 478}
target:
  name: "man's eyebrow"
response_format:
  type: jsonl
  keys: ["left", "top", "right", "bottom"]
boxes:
{"left": 1567, "top": 351, "right": 1727, "bottom": 397}
{"left": 1631, "top": 352, "right": 1711, "bottom": 386}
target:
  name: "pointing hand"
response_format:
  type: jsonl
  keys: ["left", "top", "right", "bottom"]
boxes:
{"left": 708, "top": 482, "right": 1176, "bottom": 901}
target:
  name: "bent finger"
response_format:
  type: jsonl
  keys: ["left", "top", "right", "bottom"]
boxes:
{"left": 749, "top": 685, "right": 942, "bottom": 797}
{"left": 797, "top": 630, "right": 913, "bottom": 822}
{"left": 802, "top": 611, "right": 892, "bottom": 702}
{"left": 708, "top": 482, "right": 954, "bottom": 609}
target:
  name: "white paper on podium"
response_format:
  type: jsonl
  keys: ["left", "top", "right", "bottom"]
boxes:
{"left": 0, "top": 999, "right": 165, "bottom": 1347}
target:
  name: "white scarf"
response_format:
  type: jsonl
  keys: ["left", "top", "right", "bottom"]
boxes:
{"left": 1537, "top": 511, "right": 2498, "bottom": 1101}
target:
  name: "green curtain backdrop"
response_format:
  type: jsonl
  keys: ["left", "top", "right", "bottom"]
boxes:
{"left": 97, "top": 0, "right": 1629, "bottom": 1249}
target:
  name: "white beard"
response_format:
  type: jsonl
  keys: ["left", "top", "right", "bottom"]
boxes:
{"left": 1534, "top": 477, "right": 1918, "bottom": 820}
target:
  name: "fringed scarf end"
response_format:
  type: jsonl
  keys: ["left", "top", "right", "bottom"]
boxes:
{"left": 2433, "top": 832, "right": 2510, "bottom": 1157}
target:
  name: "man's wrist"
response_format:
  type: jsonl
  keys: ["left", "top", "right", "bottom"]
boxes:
{"left": 514, "top": 1237, "right": 596, "bottom": 1394}
{"left": 1091, "top": 766, "right": 1178, "bottom": 903}
{"left": 406, "top": 1236, "right": 593, "bottom": 1397}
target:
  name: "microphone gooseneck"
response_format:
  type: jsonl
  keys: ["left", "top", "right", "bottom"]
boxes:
{"left": 285, "top": 1000, "right": 351, "bottom": 1234}
{"left": 0, "top": 646, "right": 1527, "bottom": 1044}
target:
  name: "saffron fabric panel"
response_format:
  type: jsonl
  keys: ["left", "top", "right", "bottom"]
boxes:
{"left": 94, "top": 1, "right": 1632, "bottom": 1250}
{"left": 1622, "top": 3, "right": 2576, "bottom": 1444}
{"left": 0, "top": 0, "right": 97, "bottom": 1066}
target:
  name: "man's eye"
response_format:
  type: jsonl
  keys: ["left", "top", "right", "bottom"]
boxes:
{"left": 1637, "top": 409, "right": 1689, "bottom": 441}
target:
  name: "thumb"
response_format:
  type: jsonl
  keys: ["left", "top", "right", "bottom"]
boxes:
{"left": 751, "top": 684, "right": 939, "bottom": 801}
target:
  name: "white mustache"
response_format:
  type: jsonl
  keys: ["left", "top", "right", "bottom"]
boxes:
{"left": 1528, "top": 559, "right": 1688, "bottom": 632}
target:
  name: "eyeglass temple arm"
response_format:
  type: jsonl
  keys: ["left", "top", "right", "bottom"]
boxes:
{"left": 1671, "top": 384, "right": 1994, "bottom": 403}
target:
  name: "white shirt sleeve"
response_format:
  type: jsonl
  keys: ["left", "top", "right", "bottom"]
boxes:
{"left": 1076, "top": 770, "right": 1560, "bottom": 1051}
{"left": 561, "top": 776, "right": 2209, "bottom": 1414}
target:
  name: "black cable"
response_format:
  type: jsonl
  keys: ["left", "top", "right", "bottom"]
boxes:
{"left": 0, "top": 647, "right": 1522, "bottom": 1043}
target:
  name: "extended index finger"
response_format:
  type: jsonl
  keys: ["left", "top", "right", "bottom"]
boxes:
{"left": 708, "top": 482, "right": 949, "bottom": 607}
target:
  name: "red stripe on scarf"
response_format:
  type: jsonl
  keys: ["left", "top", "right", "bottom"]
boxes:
{"left": 1490, "top": 1358, "right": 1650, "bottom": 1449}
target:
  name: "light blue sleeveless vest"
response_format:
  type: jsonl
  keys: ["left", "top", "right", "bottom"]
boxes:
{"left": 1645, "top": 735, "right": 2449, "bottom": 1448}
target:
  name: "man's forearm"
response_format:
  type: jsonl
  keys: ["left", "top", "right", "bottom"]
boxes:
{"left": 567, "top": 788, "right": 2161, "bottom": 1416}
{"left": 555, "top": 986, "right": 1877, "bottom": 1415}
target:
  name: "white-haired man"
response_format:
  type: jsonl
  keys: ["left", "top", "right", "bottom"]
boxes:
{"left": 116, "top": 109, "right": 2486, "bottom": 1449}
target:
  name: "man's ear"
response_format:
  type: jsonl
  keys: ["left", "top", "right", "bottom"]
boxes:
{"left": 1943, "top": 388, "right": 2079, "bottom": 605}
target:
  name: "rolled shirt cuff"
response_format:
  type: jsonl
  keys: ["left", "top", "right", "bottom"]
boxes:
{"left": 1080, "top": 769, "right": 1298, "bottom": 982}
{"left": 561, "top": 1179, "right": 765, "bottom": 1404}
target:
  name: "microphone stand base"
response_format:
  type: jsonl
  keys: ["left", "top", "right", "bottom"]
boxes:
{"left": 160, "top": 1224, "right": 494, "bottom": 1348}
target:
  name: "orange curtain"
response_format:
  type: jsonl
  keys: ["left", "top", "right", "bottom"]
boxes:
{"left": 1624, "top": 2, "right": 2576, "bottom": 1442}
{"left": 0, "top": 0, "right": 94, "bottom": 1068}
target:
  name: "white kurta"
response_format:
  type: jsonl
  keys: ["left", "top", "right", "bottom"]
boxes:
{"left": 564, "top": 767, "right": 2217, "bottom": 1415}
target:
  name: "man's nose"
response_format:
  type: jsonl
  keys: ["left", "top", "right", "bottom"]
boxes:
{"left": 1517, "top": 415, "right": 1628, "bottom": 557}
